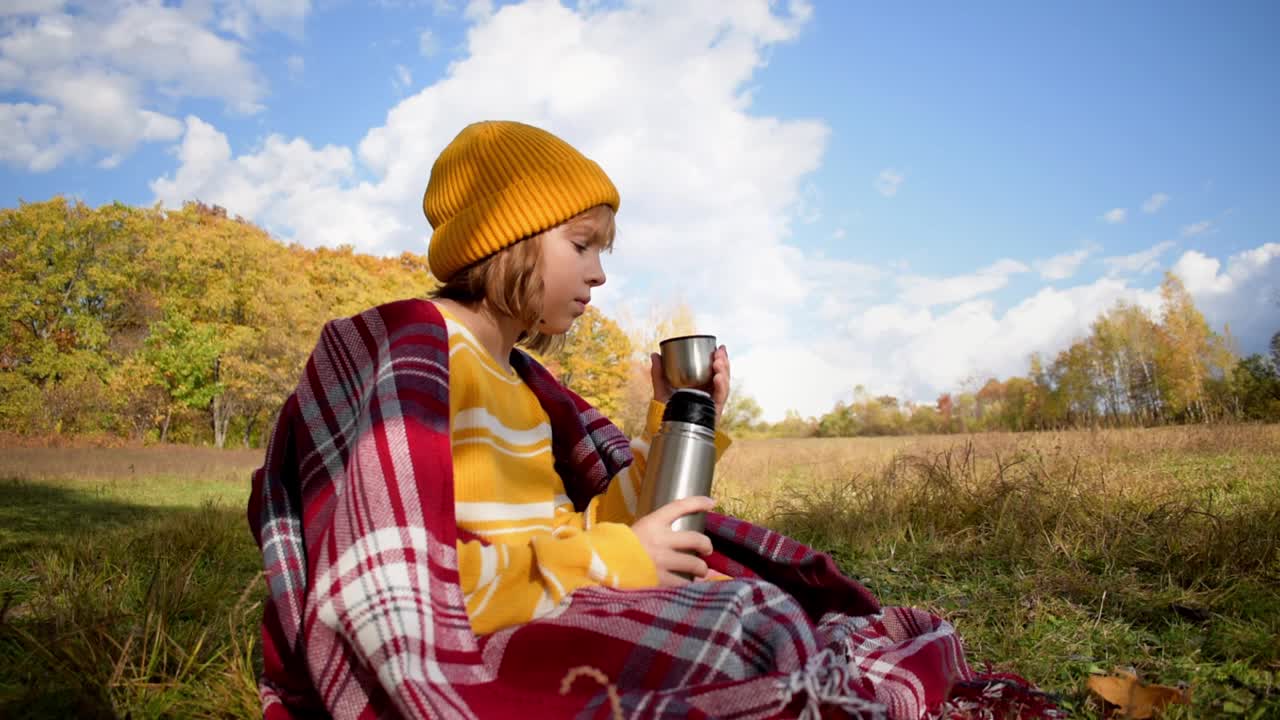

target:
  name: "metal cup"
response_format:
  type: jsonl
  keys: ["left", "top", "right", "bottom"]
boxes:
{"left": 659, "top": 334, "right": 717, "bottom": 389}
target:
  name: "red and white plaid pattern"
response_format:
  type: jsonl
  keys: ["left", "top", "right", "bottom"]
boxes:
{"left": 248, "top": 299, "right": 1059, "bottom": 719}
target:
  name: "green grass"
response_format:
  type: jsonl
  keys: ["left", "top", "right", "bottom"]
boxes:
{"left": 2, "top": 427, "right": 1278, "bottom": 718}
{"left": 0, "top": 476, "right": 262, "bottom": 719}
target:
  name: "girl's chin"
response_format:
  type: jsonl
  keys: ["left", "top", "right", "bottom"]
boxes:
{"left": 537, "top": 318, "right": 573, "bottom": 335}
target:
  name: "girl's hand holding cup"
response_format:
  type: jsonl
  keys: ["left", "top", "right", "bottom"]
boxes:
{"left": 648, "top": 335, "right": 731, "bottom": 422}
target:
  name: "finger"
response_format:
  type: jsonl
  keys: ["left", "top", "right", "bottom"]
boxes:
{"left": 715, "top": 372, "right": 729, "bottom": 398}
{"left": 659, "top": 570, "right": 692, "bottom": 588}
{"left": 669, "top": 530, "right": 714, "bottom": 556}
{"left": 651, "top": 495, "right": 716, "bottom": 525}
{"left": 650, "top": 353, "right": 673, "bottom": 402}
{"left": 714, "top": 374, "right": 730, "bottom": 412}
{"left": 665, "top": 551, "right": 709, "bottom": 579}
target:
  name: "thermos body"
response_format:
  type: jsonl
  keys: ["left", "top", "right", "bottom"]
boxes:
{"left": 638, "top": 420, "right": 718, "bottom": 533}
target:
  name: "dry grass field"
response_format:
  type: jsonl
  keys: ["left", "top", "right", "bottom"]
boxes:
{"left": 1, "top": 425, "right": 1277, "bottom": 717}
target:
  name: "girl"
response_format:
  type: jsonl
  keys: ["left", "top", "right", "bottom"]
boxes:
{"left": 420, "top": 120, "right": 734, "bottom": 635}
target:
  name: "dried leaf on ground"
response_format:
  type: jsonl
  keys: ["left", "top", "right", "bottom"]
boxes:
{"left": 1086, "top": 669, "right": 1192, "bottom": 718}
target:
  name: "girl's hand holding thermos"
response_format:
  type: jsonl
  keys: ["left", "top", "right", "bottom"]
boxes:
{"left": 632, "top": 495, "right": 717, "bottom": 586}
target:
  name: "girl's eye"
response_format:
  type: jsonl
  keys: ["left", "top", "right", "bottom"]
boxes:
{"left": 573, "top": 243, "right": 589, "bottom": 254}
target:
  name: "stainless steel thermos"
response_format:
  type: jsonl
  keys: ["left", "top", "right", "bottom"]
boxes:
{"left": 636, "top": 388, "right": 718, "bottom": 534}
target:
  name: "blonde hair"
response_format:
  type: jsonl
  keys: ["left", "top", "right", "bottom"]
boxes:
{"left": 430, "top": 205, "right": 615, "bottom": 356}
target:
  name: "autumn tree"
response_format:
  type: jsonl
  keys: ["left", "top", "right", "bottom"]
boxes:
{"left": 998, "top": 376, "right": 1035, "bottom": 431}
{"left": 543, "top": 305, "right": 632, "bottom": 421}
{"left": 1155, "top": 272, "right": 1233, "bottom": 421}
{"left": 720, "top": 382, "right": 765, "bottom": 434}
{"left": 1096, "top": 301, "right": 1164, "bottom": 423}
{"left": 1229, "top": 354, "right": 1280, "bottom": 420}
{"left": 143, "top": 312, "right": 222, "bottom": 443}
{"left": 0, "top": 198, "right": 158, "bottom": 432}
{"left": 616, "top": 301, "right": 699, "bottom": 436}
{"left": 936, "top": 393, "right": 955, "bottom": 432}
{"left": 770, "top": 409, "right": 817, "bottom": 438}
{"left": 1050, "top": 340, "right": 1100, "bottom": 426}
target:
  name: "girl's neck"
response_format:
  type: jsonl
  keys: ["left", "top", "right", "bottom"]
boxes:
{"left": 436, "top": 298, "right": 525, "bottom": 372}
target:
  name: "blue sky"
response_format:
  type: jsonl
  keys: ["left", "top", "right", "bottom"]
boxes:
{"left": 2, "top": 0, "right": 1277, "bottom": 419}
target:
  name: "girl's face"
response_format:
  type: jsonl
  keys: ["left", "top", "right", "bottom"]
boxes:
{"left": 537, "top": 205, "right": 613, "bottom": 334}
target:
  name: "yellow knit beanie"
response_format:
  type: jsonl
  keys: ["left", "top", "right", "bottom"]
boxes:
{"left": 423, "top": 121, "right": 621, "bottom": 282}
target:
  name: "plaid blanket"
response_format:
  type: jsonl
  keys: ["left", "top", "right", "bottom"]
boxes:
{"left": 248, "top": 298, "right": 1058, "bottom": 719}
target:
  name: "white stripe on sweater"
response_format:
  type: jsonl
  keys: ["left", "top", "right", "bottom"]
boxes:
{"left": 453, "top": 436, "right": 550, "bottom": 458}
{"left": 455, "top": 500, "right": 557, "bottom": 523}
{"left": 452, "top": 407, "right": 551, "bottom": 447}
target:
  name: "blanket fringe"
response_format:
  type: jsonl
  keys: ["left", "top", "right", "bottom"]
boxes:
{"left": 560, "top": 665, "right": 625, "bottom": 720}
{"left": 931, "top": 672, "right": 1066, "bottom": 720}
{"left": 779, "top": 649, "right": 886, "bottom": 720}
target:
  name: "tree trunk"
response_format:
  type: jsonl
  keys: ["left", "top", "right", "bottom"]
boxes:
{"left": 212, "top": 394, "right": 232, "bottom": 449}
{"left": 160, "top": 406, "right": 172, "bottom": 444}
{"left": 242, "top": 415, "right": 257, "bottom": 448}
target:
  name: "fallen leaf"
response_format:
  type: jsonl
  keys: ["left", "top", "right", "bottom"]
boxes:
{"left": 1086, "top": 669, "right": 1192, "bottom": 719}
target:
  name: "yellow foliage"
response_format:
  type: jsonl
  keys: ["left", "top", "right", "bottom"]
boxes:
{"left": 542, "top": 306, "right": 632, "bottom": 420}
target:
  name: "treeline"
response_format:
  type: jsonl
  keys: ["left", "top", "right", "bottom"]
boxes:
{"left": 1, "top": 197, "right": 438, "bottom": 446}
{"left": 805, "top": 274, "right": 1280, "bottom": 438}
{"left": 3, "top": 197, "right": 1276, "bottom": 448}
{"left": 0, "top": 197, "right": 697, "bottom": 447}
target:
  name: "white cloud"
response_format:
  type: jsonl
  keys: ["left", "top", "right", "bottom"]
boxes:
{"left": 750, "top": 242, "right": 1278, "bottom": 419}
{"left": 394, "top": 63, "right": 413, "bottom": 90}
{"left": 464, "top": 0, "right": 494, "bottom": 21}
{"left": 217, "top": 0, "right": 312, "bottom": 38}
{"left": 1181, "top": 220, "right": 1211, "bottom": 237}
{"left": 0, "top": 0, "right": 66, "bottom": 16}
{"left": 898, "top": 258, "right": 1029, "bottom": 307}
{"left": 1171, "top": 244, "right": 1280, "bottom": 358}
{"left": 419, "top": 29, "right": 438, "bottom": 56}
{"left": 1172, "top": 244, "right": 1279, "bottom": 298}
{"left": 0, "top": 102, "right": 65, "bottom": 171}
{"left": 149, "top": 116, "right": 391, "bottom": 249}
{"left": 1142, "top": 192, "right": 1169, "bottom": 213}
{"left": 795, "top": 181, "right": 821, "bottom": 223}
{"left": 286, "top": 54, "right": 305, "bottom": 77}
{"left": 832, "top": 227, "right": 846, "bottom": 240}
{"left": 736, "top": 242, "right": 1277, "bottom": 420}
{"left": 1103, "top": 240, "right": 1175, "bottom": 275}
{"left": 1033, "top": 246, "right": 1093, "bottom": 280}
{"left": 0, "top": 1, "right": 274, "bottom": 170}
{"left": 734, "top": 342, "right": 878, "bottom": 425}
{"left": 874, "top": 168, "right": 904, "bottom": 197}
{"left": 731, "top": 273, "right": 1166, "bottom": 419}
{"left": 885, "top": 279, "right": 1163, "bottom": 398}
{"left": 1102, "top": 207, "right": 1127, "bottom": 224}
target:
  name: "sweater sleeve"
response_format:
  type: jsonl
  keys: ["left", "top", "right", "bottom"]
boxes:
{"left": 587, "top": 400, "right": 733, "bottom": 527}
{"left": 456, "top": 517, "right": 658, "bottom": 636}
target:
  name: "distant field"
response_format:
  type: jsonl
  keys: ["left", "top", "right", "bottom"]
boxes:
{"left": 2, "top": 425, "right": 1277, "bottom": 717}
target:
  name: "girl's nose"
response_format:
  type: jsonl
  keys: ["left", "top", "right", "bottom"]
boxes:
{"left": 587, "top": 253, "right": 606, "bottom": 286}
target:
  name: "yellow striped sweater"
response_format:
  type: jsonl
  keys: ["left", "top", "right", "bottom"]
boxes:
{"left": 440, "top": 305, "right": 730, "bottom": 635}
